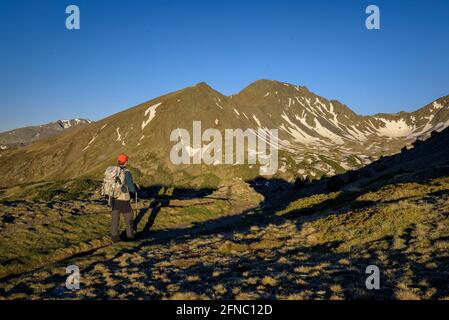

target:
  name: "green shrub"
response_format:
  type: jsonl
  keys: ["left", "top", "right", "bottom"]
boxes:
{"left": 34, "top": 179, "right": 101, "bottom": 201}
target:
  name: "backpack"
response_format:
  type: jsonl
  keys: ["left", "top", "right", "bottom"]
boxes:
{"left": 101, "top": 166, "right": 130, "bottom": 202}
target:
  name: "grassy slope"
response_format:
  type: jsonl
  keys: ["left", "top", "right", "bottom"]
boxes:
{"left": 0, "top": 179, "right": 260, "bottom": 279}
{"left": 1, "top": 173, "right": 448, "bottom": 299}
{"left": 1, "top": 129, "right": 448, "bottom": 299}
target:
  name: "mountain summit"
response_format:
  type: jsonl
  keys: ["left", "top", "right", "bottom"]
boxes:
{"left": 0, "top": 81, "right": 448, "bottom": 187}
{"left": 0, "top": 118, "right": 92, "bottom": 150}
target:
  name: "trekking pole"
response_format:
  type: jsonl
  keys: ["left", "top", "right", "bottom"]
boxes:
{"left": 132, "top": 192, "right": 138, "bottom": 234}
{"left": 134, "top": 192, "right": 138, "bottom": 217}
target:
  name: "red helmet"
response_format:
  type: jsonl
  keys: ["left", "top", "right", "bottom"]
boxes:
{"left": 117, "top": 153, "right": 129, "bottom": 165}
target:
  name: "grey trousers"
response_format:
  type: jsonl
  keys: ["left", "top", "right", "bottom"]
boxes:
{"left": 110, "top": 210, "right": 134, "bottom": 238}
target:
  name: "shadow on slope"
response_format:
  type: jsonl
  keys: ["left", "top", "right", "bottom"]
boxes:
{"left": 0, "top": 183, "right": 222, "bottom": 279}
{"left": 68, "top": 127, "right": 449, "bottom": 299}
{"left": 3, "top": 128, "right": 449, "bottom": 298}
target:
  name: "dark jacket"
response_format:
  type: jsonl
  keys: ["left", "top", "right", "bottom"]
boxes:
{"left": 120, "top": 166, "right": 137, "bottom": 195}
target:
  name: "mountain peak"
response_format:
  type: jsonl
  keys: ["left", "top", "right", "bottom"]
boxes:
{"left": 192, "top": 81, "right": 219, "bottom": 93}
{"left": 57, "top": 118, "right": 92, "bottom": 129}
{"left": 236, "top": 79, "right": 308, "bottom": 96}
{"left": 250, "top": 79, "right": 284, "bottom": 86}
{"left": 181, "top": 81, "right": 228, "bottom": 100}
{"left": 232, "top": 79, "right": 309, "bottom": 104}
{"left": 0, "top": 118, "right": 92, "bottom": 149}
{"left": 1, "top": 79, "right": 448, "bottom": 189}
{"left": 194, "top": 81, "right": 211, "bottom": 88}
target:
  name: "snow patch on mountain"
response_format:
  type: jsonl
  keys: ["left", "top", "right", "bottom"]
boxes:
{"left": 433, "top": 101, "right": 444, "bottom": 110}
{"left": 313, "top": 118, "right": 345, "bottom": 144}
{"left": 82, "top": 123, "right": 106, "bottom": 152}
{"left": 294, "top": 97, "right": 305, "bottom": 107}
{"left": 60, "top": 120, "right": 72, "bottom": 129}
{"left": 116, "top": 128, "right": 122, "bottom": 141}
{"left": 315, "top": 98, "right": 326, "bottom": 109}
{"left": 254, "top": 128, "right": 281, "bottom": 149}
{"left": 345, "top": 125, "right": 368, "bottom": 141}
{"left": 82, "top": 134, "right": 98, "bottom": 152}
{"left": 294, "top": 114, "right": 309, "bottom": 127}
{"left": 281, "top": 112, "right": 321, "bottom": 145}
{"left": 252, "top": 115, "right": 262, "bottom": 127}
{"left": 142, "top": 103, "right": 162, "bottom": 130}
{"left": 409, "top": 115, "right": 435, "bottom": 138}
{"left": 59, "top": 119, "right": 90, "bottom": 129}
{"left": 175, "top": 128, "right": 200, "bottom": 159}
{"left": 376, "top": 119, "right": 415, "bottom": 138}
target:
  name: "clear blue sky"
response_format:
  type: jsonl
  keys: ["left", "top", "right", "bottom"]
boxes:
{"left": 0, "top": 0, "right": 448, "bottom": 131}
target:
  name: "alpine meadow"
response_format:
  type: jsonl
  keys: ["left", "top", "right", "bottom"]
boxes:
{"left": 1, "top": 0, "right": 449, "bottom": 304}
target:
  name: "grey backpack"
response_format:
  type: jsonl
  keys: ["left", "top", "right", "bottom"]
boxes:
{"left": 101, "top": 166, "right": 130, "bottom": 202}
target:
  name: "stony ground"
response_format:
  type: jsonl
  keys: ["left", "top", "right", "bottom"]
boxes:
{"left": 1, "top": 173, "right": 449, "bottom": 300}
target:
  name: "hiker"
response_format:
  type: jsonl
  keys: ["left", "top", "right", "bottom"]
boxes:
{"left": 102, "top": 153, "right": 137, "bottom": 242}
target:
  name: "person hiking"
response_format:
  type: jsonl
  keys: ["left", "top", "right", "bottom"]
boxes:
{"left": 102, "top": 153, "right": 137, "bottom": 243}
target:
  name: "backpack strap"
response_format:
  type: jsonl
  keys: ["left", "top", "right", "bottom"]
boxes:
{"left": 116, "top": 166, "right": 129, "bottom": 194}
{"left": 119, "top": 167, "right": 126, "bottom": 187}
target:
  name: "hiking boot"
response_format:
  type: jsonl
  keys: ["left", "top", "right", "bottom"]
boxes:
{"left": 111, "top": 235, "right": 121, "bottom": 243}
